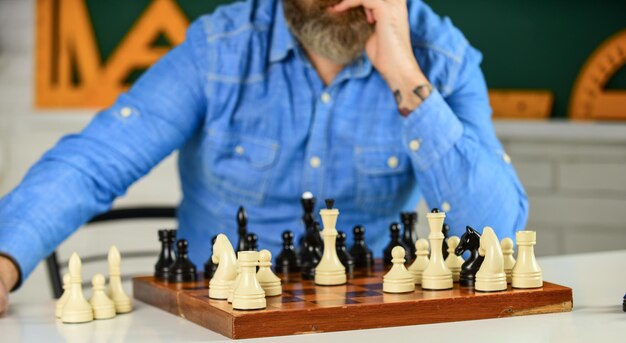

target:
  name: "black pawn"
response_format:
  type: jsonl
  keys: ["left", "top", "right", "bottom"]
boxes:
{"left": 442, "top": 223, "right": 451, "bottom": 260}
{"left": 400, "top": 212, "right": 418, "bottom": 261}
{"left": 349, "top": 225, "right": 374, "bottom": 269}
{"left": 275, "top": 230, "right": 300, "bottom": 274}
{"left": 203, "top": 235, "right": 219, "bottom": 279}
{"left": 383, "top": 223, "right": 410, "bottom": 265}
{"left": 336, "top": 231, "right": 354, "bottom": 275}
{"left": 236, "top": 206, "right": 248, "bottom": 252}
{"left": 155, "top": 229, "right": 176, "bottom": 279}
{"left": 455, "top": 226, "right": 484, "bottom": 287}
{"left": 168, "top": 239, "right": 197, "bottom": 283}
{"left": 246, "top": 233, "right": 258, "bottom": 251}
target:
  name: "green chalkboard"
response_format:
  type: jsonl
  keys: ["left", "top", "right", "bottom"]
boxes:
{"left": 85, "top": 0, "right": 626, "bottom": 118}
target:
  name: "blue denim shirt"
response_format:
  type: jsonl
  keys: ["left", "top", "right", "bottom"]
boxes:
{"left": 0, "top": 0, "right": 528, "bottom": 284}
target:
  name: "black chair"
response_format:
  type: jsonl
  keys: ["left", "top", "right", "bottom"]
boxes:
{"left": 45, "top": 206, "right": 176, "bottom": 298}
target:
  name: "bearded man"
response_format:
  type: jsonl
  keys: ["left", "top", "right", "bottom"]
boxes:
{"left": 0, "top": 0, "right": 528, "bottom": 315}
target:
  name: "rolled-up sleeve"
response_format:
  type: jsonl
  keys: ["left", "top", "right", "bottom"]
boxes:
{"left": 402, "top": 46, "right": 529, "bottom": 239}
{"left": 0, "top": 19, "right": 209, "bottom": 287}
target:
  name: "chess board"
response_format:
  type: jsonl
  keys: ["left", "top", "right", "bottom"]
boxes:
{"left": 133, "top": 260, "right": 572, "bottom": 339}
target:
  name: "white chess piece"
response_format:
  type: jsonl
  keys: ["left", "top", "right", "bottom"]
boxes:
{"left": 383, "top": 246, "right": 415, "bottom": 293}
{"left": 61, "top": 253, "right": 94, "bottom": 323}
{"left": 209, "top": 234, "right": 238, "bottom": 300}
{"left": 314, "top": 199, "right": 346, "bottom": 286}
{"left": 445, "top": 236, "right": 464, "bottom": 282}
{"left": 89, "top": 274, "right": 116, "bottom": 320}
{"left": 475, "top": 227, "right": 507, "bottom": 292}
{"left": 512, "top": 231, "right": 543, "bottom": 288}
{"left": 107, "top": 246, "right": 132, "bottom": 313}
{"left": 55, "top": 273, "right": 70, "bottom": 318}
{"left": 408, "top": 239, "right": 429, "bottom": 285}
{"left": 421, "top": 209, "right": 453, "bottom": 290}
{"left": 232, "top": 251, "right": 266, "bottom": 310}
{"left": 501, "top": 237, "right": 516, "bottom": 283}
{"left": 256, "top": 249, "right": 282, "bottom": 296}
{"left": 228, "top": 264, "right": 242, "bottom": 303}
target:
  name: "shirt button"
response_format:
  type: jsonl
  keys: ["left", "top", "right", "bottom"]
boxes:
{"left": 441, "top": 201, "right": 451, "bottom": 212}
{"left": 310, "top": 156, "right": 321, "bottom": 168}
{"left": 321, "top": 92, "right": 331, "bottom": 104}
{"left": 120, "top": 107, "right": 133, "bottom": 117}
{"left": 234, "top": 145, "right": 245, "bottom": 155}
{"left": 387, "top": 156, "right": 399, "bottom": 169}
{"left": 409, "top": 140, "right": 421, "bottom": 151}
{"left": 503, "top": 152, "right": 512, "bottom": 164}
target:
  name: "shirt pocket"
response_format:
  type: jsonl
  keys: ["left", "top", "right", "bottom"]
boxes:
{"left": 354, "top": 145, "right": 413, "bottom": 214}
{"left": 202, "top": 129, "right": 280, "bottom": 206}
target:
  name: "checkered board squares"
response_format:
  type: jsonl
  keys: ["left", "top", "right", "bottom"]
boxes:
{"left": 133, "top": 262, "right": 572, "bottom": 339}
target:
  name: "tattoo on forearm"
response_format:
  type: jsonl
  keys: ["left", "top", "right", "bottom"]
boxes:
{"left": 393, "top": 89, "right": 402, "bottom": 106}
{"left": 394, "top": 89, "right": 412, "bottom": 117}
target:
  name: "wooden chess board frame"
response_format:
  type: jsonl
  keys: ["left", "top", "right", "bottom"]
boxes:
{"left": 133, "top": 261, "right": 573, "bottom": 339}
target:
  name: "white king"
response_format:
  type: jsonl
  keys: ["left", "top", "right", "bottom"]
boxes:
{"left": 314, "top": 199, "right": 347, "bottom": 286}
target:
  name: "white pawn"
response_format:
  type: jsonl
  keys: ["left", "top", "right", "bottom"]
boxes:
{"left": 89, "top": 274, "right": 116, "bottom": 320}
{"left": 421, "top": 209, "right": 453, "bottom": 290}
{"left": 232, "top": 251, "right": 266, "bottom": 310}
{"left": 408, "top": 239, "right": 429, "bottom": 285}
{"left": 256, "top": 250, "right": 282, "bottom": 296}
{"left": 55, "top": 273, "right": 70, "bottom": 318}
{"left": 445, "top": 236, "right": 465, "bottom": 282}
{"left": 61, "top": 253, "right": 93, "bottom": 323}
{"left": 383, "top": 246, "right": 415, "bottom": 293}
{"left": 512, "top": 231, "right": 543, "bottom": 288}
{"left": 475, "top": 227, "right": 507, "bottom": 292}
{"left": 209, "top": 234, "right": 238, "bottom": 300}
{"left": 107, "top": 246, "right": 132, "bottom": 313}
{"left": 501, "top": 238, "right": 516, "bottom": 283}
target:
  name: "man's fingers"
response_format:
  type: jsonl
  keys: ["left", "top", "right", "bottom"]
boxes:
{"left": 366, "top": 8, "right": 375, "bottom": 23}
{"left": 332, "top": 0, "right": 384, "bottom": 13}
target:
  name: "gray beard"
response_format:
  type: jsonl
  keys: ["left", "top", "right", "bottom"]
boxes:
{"left": 282, "top": 0, "right": 374, "bottom": 65}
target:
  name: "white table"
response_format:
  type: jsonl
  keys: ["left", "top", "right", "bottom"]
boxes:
{"left": 2, "top": 250, "right": 625, "bottom": 343}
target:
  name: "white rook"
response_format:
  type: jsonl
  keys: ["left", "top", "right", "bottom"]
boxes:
{"left": 512, "top": 231, "right": 543, "bottom": 288}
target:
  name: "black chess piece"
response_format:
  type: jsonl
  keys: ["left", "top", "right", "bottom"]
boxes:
{"left": 246, "top": 232, "right": 258, "bottom": 251}
{"left": 300, "top": 222, "right": 322, "bottom": 280}
{"left": 155, "top": 229, "right": 176, "bottom": 279}
{"left": 298, "top": 192, "right": 316, "bottom": 252}
{"left": 203, "top": 235, "right": 219, "bottom": 279}
{"left": 168, "top": 239, "right": 197, "bottom": 283}
{"left": 236, "top": 206, "right": 248, "bottom": 252}
{"left": 442, "top": 223, "right": 451, "bottom": 260}
{"left": 400, "top": 212, "right": 418, "bottom": 261}
{"left": 349, "top": 225, "right": 374, "bottom": 269}
{"left": 455, "top": 226, "right": 484, "bottom": 287}
{"left": 623, "top": 294, "right": 626, "bottom": 312}
{"left": 383, "top": 222, "right": 410, "bottom": 265}
{"left": 336, "top": 231, "right": 354, "bottom": 275}
{"left": 275, "top": 230, "right": 301, "bottom": 274}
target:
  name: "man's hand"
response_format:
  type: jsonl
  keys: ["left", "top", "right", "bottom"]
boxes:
{"left": 0, "top": 256, "right": 19, "bottom": 317}
{"left": 332, "top": 0, "right": 431, "bottom": 115}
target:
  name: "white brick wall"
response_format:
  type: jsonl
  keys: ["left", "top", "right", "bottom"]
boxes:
{"left": 1, "top": 0, "right": 625, "bottom": 303}
{"left": 498, "top": 122, "right": 626, "bottom": 256}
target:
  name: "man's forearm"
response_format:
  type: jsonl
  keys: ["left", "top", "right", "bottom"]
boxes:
{"left": 385, "top": 66, "right": 432, "bottom": 117}
{"left": 0, "top": 255, "right": 19, "bottom": 292}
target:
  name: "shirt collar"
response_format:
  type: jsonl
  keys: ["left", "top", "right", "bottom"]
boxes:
{"left": 269, "top": 0, "right": 296, "bottom": 63}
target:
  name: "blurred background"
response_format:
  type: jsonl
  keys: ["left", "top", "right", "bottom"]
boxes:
{"left": 1, "top": 0, "right": 625, "bottom": 302}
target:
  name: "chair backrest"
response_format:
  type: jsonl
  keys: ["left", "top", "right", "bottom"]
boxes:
{"left": 46, "top": 206, "right": 176, "bottom": 298}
